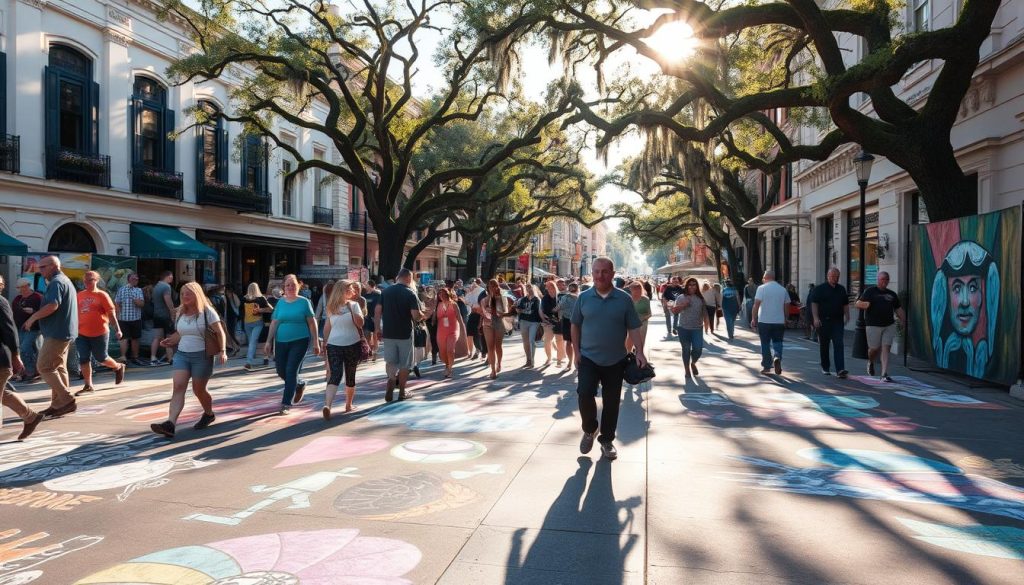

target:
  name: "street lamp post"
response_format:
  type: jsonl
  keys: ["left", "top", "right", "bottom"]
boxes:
{"left": 530, "top": 236, "right": 538, "bottom": 284}
{"left": 362, "top": 210, "right": 369, "bottom": 272}
{"left": 851, "top": 149, "right": 875, "bottom": 359}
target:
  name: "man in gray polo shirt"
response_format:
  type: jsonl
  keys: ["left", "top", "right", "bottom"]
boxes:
{"left": 570, "top": 257, "right": 648, "bottom": 460}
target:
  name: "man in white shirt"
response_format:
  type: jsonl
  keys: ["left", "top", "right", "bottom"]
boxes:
{"left": 750, "top": 270, "right": 790, "bottom": 375}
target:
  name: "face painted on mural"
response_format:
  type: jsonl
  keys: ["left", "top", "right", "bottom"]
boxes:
{"left": 947, "top": 275, "right": 983, "bottom": 335}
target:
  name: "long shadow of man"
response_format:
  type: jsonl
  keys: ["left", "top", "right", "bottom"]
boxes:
{"left": 505, "top": 457, "right": 640, "bottom": 584}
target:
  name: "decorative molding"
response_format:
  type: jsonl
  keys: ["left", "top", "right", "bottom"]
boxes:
{"left": 959, "top": 74, "right": 997, "bottom": 119}
{"left": 800, "top": 146, "right": 859, "bottom": 190}
{"left": 18, "top": 0, "right": 46, "bottom": 9}
{"left": 105, "top": 29, "right": 132, "bottom": 48}
{"left": 108, "top": 8, "right": 133, "bottom": 30}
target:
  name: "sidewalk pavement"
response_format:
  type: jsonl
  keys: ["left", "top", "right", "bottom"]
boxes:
{"left": 0, "top": 306, "right": 1021, "bottom": 584}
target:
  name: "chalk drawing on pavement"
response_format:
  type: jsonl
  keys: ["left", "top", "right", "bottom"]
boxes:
{"left": 798, "top": 449, "right": 962, "bottom": 473}
{"left": 0, "top": 571, "right": 42, "bottom": 584}
{"left": 727, "top": 455, "right": 1024, "bottom": 521}
{"left": 184, "top": 468, "right": 360, "bottom": 526}
{"left": 44, "top": 452, "right": 218, "bottom": 501}
{"left": 275, "top": 437, "right": 389, "bottom": 468}
{"left": 959, "top": 456, "right": 1024, "bottom": 479}
{"left": 451, "top": 464, "right": 505, "bottom": 480}
{"left": 681, "top": 393, "right": 925, "bottom": 432}
{"left": 391, "top": 439, "right": 486, "bottom": 463}
{"left": 0, "top": 529, "right": 102, "bottom": 578}
{"left": 0, "top": 431, "right": 159, "bottom": 486}
{"left": 680, "top": 394, "right": 735, "bottom": 407}
{"left": 367, "top": 402, "right": 532, "bottom": 433}
{"left": 851, "top": 375, "right": 1006, "bottom": 409}
{"left": 73, "top": 529, "right": 422, "bottom": 584}
{"left": 896, "top": 517, "right": 1024, "bottom": 560}
{"left": 334, "top": 472, "right": 477, "bottom": 521}
{"left": 0, "top": 488, "right": 102, "bottom": 511}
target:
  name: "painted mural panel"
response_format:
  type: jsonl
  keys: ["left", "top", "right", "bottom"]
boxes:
{"left": 908, "top": 206, "right": 1021, "bottom": 385}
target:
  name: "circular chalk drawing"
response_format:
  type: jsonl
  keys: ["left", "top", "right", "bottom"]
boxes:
{"left": 334, "top": 472, "right": 477, "bottom": 520}
{"left": 390, "top": 438, "right": 486, "bottom": 463}
{"left": 798, "top": 448, "right": 963, "bottom": 473}
{"left": 73, "top": 529, "right": 421, "bottom": 584}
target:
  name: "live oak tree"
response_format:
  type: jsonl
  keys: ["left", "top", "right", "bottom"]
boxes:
{"left": 524, "top": 0, "right": 1003, "bottom": 221}
{"left": 162, "top": 0, "right": 584, "bottom": 278}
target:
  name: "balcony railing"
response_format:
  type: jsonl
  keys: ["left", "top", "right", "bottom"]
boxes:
{"left": 197, "top": 180, "right": 270, "bottom": 214}
{"left": 132, "top": 165, "right": 183, "bottom": 200}
{"left": 313, "top": 205, "right": 335, "bottom": 226}
{"left": 46, "top": 147, "right": 110, "bottom": 188}
{"left": 0, "top": 135, "right": 20, "bottom": 174}
{"left": 349, "top": 211, "right": 371, "bottom": 232}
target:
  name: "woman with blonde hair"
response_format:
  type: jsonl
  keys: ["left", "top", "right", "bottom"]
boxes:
{"left": 264, "top": 274, "right": 320, "bottom": 414}
{"left": 434, "top": 286, "right": 467, "bottom": 378}
{"left": 541, "top": 280, "right": 566, "bottom": 368}
{"left": 322, "top": 279, "right": 364, "bottom": 417}
{"left": 150, "top": 281, "right": 226, "bottom": 438}
{"left": 480, "top": 279, "right": 510, "bottom": 379}
{"left": 241, "top": 282, "right": 273, "bottom": 370}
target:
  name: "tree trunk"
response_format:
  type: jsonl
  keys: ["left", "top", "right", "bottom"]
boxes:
{"left": 900, "top": 148, "right": 978, "bottom": 221}
{"left": 738, "top": 227, "right": 762, "bottom": 284}
{"left": 483, "top": 250, "right": 502, "bottom": 280}
{"left": 463, "top": 237, "right": 482, "bottom": 279}
{"left": 377, "top": 235, "right": 407, "bottom": 281}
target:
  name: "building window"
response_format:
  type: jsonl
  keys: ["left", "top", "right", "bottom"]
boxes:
{"left": 241, "top": 135, "right": 266, "bottom": 191}
{"left": 350, "top": 185, "right": 360, "bottom": 214}
{"left": 48, "top": 223, "right": 96, "bottom": 253}
{"left": 282, "top": 159, "right": 294, "bottom": 217}
{"left": 313, "top": 148, "right": 325, "bottom": 207}
{"left": 847, "top": 211, "right": 879, "bottom": 297}
{"left": 45, "top": 46, "right": 98, "bottom": 155}
{"left": 197, "top": 100, "right": 226, "bottom": 184}
{"left": 912, "top": 0, "right": 929, "bottom": 32}
{"left": 131, "top": 77, "right": 174, "bottom": 171}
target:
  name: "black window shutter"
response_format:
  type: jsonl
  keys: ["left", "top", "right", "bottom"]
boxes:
{"left": 0, "top": 52, "right": 7, "bottom": 137}
{"left": 89, "top": 81, "right": 100, "bottom": 155}
{"left": 130, "top": 97, "right": 142, "bottom": 167}
{"left": 217, "top": 124, "right": 229, "bottom": 182}
{"left": 262, "top": 139, "right": 269, "bottom": 193}
{"left": 44, "top": 66, "right": 60, "bottom": 152}
{"left": 195, "top": 130, "right": 205, "bottom": 190}
{"left": 240, "top": 136, "right": 248, "bottom": 188}
{"left": 163, "top": 108, "right": 175, "bottom": 171}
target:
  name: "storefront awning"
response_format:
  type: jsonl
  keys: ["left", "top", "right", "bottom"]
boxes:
{"left": 131, "top": 224, "right": 218, "bottom": 261}
{"left": 657, "top": 262, "right": 718, "bottom": 276}
{"left": 0, "top": 232, "right": 28, "bottom": 256}
{"left": 447, "top": 257, "right": 468, "bottom": 267}
{"left": 742, "top": 198, "right": 811, "bottom": 230}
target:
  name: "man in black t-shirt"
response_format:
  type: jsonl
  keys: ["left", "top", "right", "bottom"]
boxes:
{"left": 380, "top": 269, "right": 425, "bottom": 402}
{"left": 854, "top": 271, "right": 905, "bottom": 382}
{"left": 661, "top": 277, "right": 684, "bottom": 337}
{"left": 810, "top": 268, "right": 850, "bottom": 377}
{"left": 362, "top": 280, "right": 383, "bottom": 361}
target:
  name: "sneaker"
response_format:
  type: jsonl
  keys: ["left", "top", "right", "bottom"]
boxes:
{"left": 193, "top": 412, "right": 216, "bottom": 430}
{"left": 837, "top": 370, "right": 849, "bottom": 379}
{"left": 150, "top": 420, "right": 175, "bottom": 438}
{"left": 244, "top": 363, "right": 253, "bottom": 371}
{"left": 157, "top": 357, "right": 170, "bottom": 365}
{"left": 115, "top": 364, "right": 126, "bottom": 385}
{"left": 690, "top": 361, "right": 699, "bottom": 376}
{"left": 399, "top": 388, "right": 409, "bottom": 401}
{"left": 413, "top": 366, "right": 421, "bottom": 379}
{"left": 322, "top": 406, "right": 331, "bottom": 420}
{"left": 867, "top": 361, "right": 876, "bottom": 376}
{"left": 263, "top": 358, "right": 269, "bottom": 366}
{"left": 882, "top": 374, "right": 894, "bottom": 383}
{"left": 18, "top": 413, "right": 44, "bottom": 441}
{"left": 579, "top": 429, "right": 598, "bottom": 454}
{"left": 821, "top": 369, "right": 832, "bottom": 376}
{"left": 74, "top": 385, "right": 95, "bottom": 397}
{"left": 48, "top": 400, "right": 77, "bottom": 418}
{"left": 149, "top": 359, "right": 161, "bottom": 366}
{"left": 773, "top": 357, "right": 782, "bottom": 375}
{"left": 600, "top": 441, "right": 618, "bottom": 460}
{"left": 279, "top": 405, "right": 291, "bottom": 415}
{"left": 385, "top": 378, "right": 395, "bottom": 403}
{"left": 293, "top": 381, "right": 307, "bottom": 404}
{"left": 760, "top": 368, "right": 772, "bottom": 375}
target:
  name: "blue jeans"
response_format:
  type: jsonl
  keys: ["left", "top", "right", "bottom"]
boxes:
{"left": 744, "top": 300, "right": 754, "bottom": 327}
{"left": 723, "top": 308, "right": 738, "bottom": 339}
{"left": 817, "top": 320, "right": 846, "bottom": 373}
{"left": 19, "top": 330, "right": 41, "bottom": 376}
{"left": 275, "top": 338, "right": 308, "bottom": 405}
{"left": 519, "top": 321, "right": 541, "bottom": 365}
{"left": 757, "top": 323, "right": 785, "bottom": 369}
{"left": 244, "top": 321, "right": 264, "bottom": 365}
{"left": 678, "top": 328, "right": 704, "bottom": 365}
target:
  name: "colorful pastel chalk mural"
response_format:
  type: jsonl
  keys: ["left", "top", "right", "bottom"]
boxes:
{"left": 897, "top": 518, "right": 1024, "bottom": 560}
{"left": 727, "top": 450, "right": 1024, "bottom": 521}
{"left": 390, "top": 439, "right": 486, "bottom": 463}
{"left": 959, "top": 456, "right": 1024, "bottom": 478}
{"left": 367, "top": 402, "right": 532, "bottom": 433}
{"left": 0, "top": 489, "right": 102, "bottom": 511}
{"left": 44, "top": 452, "right": 218, "bottom": 502}
{"left": 0, "top": 529, "right": 102, "bottom": 579}
{"left": 681, "top": 393, "right": 924, "bottom": 432}
{"left": 73, "top": 529, "right": 421, "bottom": 584}
{"left": 333, "top": 472, "right": 476, "bottom": 521}
{"left": 0, "top": 431, "right": 160, "bottom": 486}
{"left": 908, "top": 206, "right": 1022, "bottom": 384}
{"left": 851, "top": 375, "right": 1005, "bottom": 409}
{"left": 275, "top": 437, "right": 389, "bottom": 468}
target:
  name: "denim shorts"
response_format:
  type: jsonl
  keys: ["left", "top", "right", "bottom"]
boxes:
{"left": 172, "top": 350, "right": 214, "bottom": 379}
{"left": 75, "top": 333, "right": 110, "bottom": 364}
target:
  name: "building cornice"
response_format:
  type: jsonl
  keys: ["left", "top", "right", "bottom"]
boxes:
{"left": 792, "top": 144, "right": 860, "bottom": 191}
{"left": 105, "top": 28, "right": 132, "bottom": 47}
{"left": 17, "top": 0, "right": 47, "bottom": 10}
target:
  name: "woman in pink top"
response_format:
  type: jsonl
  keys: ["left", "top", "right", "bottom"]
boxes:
{"left": 434, "top": 287, "right": 466, "bottom": 378}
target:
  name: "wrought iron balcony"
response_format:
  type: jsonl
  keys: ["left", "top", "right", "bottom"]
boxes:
{"left": 197, "top": 180, "right": 270, "bottom": 214}
{"left": 313, "top": 205, "right": 335, "bottom": 227}
{"left": 46, "top": 147, "right": 110, "bottom": 188}
{"left": 0, "top": 135, "right": 20, "bottom": 174}
{"left": 132, "top": 165, "right": 183, "bottom": 200}
{"left": 349, "top": 211, "right": 371, "bottom": 232}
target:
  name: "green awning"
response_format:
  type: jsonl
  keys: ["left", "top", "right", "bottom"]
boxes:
{"left": 0, "top": 232, "right": 28, "bottom": 256}
{"left": 131, "top": 224, "right": 217, "bottom": 261}
{"left": 447, "top": 257, "right": 468, "bottom": 267}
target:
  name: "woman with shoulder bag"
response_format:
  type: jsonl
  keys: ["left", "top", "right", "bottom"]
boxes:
{"left": 480, "top": 279, "right": 510, "bottom": 380}
{"left": 241, "top": 283, "right": 273, "bottom": 371}
{"left": 149, "top": 282, "right": 226, "bottom": 438}
{"left": 541, "top": 280, "right": 566, "bottom": 368}
{"left": 673, "top": 278, "right": 707, "bottom": 379}
{"left": 322, "top": 280, "right": 366, "bottom": 418}
{"left": 556, "top": 282, "right": 580, "bottom": 372}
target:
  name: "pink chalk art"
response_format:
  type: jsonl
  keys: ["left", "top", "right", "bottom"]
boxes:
{"left": 275, "top": 437, "right": 389, "bottom": 468}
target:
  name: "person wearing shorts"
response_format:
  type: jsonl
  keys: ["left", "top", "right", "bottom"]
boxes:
{"left": 855, "top": 271, "right": 905, "bottom": 382}
{"left": 75, "top": 271, "right": 126, "bottom": 396}
{"left": 115, "top": 273, "right": 145, "bottom": 365}
{"left": 149, "top": 271, "right": 176, "bottom": 365}
{"left": 150, "top": 282, "right": 226, "bottom": 439}
{"left": 380, "top": 269, "right": 424, "bottom": 402}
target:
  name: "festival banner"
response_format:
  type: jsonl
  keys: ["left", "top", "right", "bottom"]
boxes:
{"left": 908, "top": 206, "right": 1022, "bottom": 385}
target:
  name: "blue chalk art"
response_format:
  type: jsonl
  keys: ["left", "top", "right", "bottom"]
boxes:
{"left": 367, "top": 402, "right": 532, "bottom": 433}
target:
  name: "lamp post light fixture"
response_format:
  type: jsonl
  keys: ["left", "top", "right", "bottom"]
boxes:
{"left": 851, "top": 149, "right": 875, "bottom": 360}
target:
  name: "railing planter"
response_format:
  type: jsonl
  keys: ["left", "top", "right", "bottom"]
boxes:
{"left": 0, "top": 135, "right": 19, "bottom": 174}
{"left": 313, "top": 205, "right": 334, "bottom": 226}
{"left": 132, "top": 166, "right": 184, "bottom": 200}
{"left": 46, "top": 147, "right": 111, "bottom": 188}
{"left": 198, "top": 180, "right": 271, "bottom": 214}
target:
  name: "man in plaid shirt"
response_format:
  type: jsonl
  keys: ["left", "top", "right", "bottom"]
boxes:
{"left": 115, "top": 273, "right": 145, "bottom": 365}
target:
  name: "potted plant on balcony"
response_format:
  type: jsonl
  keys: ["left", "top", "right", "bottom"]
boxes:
{"left": 138, "top": 167, "right": 183, "bottom": 189}
{"left": 57, "top": 150, "right": 106, "bottom": 174}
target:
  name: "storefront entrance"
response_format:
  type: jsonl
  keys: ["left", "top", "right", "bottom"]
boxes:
{"left": 197, "top": 230, "right": 305, "bottom": 293}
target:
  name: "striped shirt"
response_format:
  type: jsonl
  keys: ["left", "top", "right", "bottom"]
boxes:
{"left": 114, "top": 285, "right": 144, "bottom": 321}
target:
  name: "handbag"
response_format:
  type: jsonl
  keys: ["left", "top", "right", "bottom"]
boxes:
{"left": 349, "top": 303, "right": 372, "bottom": 362}
{"left": 414, "top": 323, "right": 427, "bottom": 347}
{"left": 201, "top": 310, "right": 225, "bottom": 357}
{"left": 534, "top": 324, "right": 543, "bottom": 342}
{"left": 716, "top": 307, "right": 724, "bottom": 318}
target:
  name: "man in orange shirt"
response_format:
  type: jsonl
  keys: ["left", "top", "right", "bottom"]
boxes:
{"left": 75, "top": 271, "right": 125, "bottom": 396}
